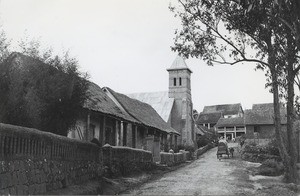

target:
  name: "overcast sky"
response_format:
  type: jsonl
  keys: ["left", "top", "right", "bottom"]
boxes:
{"left": 0, "top": 0, "right": 273, "bottom": 112}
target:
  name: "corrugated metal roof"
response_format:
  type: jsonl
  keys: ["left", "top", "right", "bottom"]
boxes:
{"left": 127, "top": 91, "right": 174, "bottom": 122}
{"left": 105, "top": 88, "right": 179, "bottom": 135}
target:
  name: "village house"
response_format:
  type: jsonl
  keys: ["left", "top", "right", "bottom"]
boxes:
{"left": 244, "top": 103, "right": 287, "bottom": 139}
{"left": 68, "top": 82, "right": 139, "bottom": 146}
{"left": 196, "top": 103, "right": 246, "bottom": 140}
{"left": 103, "top": 87, "right": 179, "bottom": 158}
{"left": 68, "top": 82, "right": 179, "bottom": 162}
{"left": 127, "top": 55, "right": 196, "bottom": 147}
{"left": 196, "top": 102, "right": 289, "bottom": 141}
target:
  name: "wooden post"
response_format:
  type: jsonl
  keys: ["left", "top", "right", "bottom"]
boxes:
{"left": 134, "top": 125, "right": 138, "bottom": 148}
{"left": 86, "top": 111, "right": 90, "bottom": 141}
{"left": 102, "top": 116, "right": 106, "bottom": 145}
{"left": 120, "top": 121, "right": 124, "bottom": 146}
{"left": 115, "top": 120, "right": 119, "bottom": 146}
{"left": 234, "top": 126, "right": 237, "bottom": 139}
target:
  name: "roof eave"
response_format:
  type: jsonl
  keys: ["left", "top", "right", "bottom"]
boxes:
{"left": 166, "top": 67, "right": 193, "bottom": 73}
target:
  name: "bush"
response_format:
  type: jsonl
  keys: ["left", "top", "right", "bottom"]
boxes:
{"left": 197, "top": 136, "right": 210, "bottom": 148}
{"left": 258, "top": 159, "right": 284, "bottom": 176}
{"left": 241, "top": 140, "right": 281, "bottom": 163}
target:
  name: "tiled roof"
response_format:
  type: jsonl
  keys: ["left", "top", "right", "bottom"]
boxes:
{"left": 104, "top": 87, "right": 179, "bottom": 135}
{"left": 84, "top": 82, "right": 139, "bottom": 123}
{"left": 216, "top": 117, "right": 245, "bottom": 127}
{"left": 244, "top": 103, "right": 287, "bottom": 125}
{"left": 203, "top": 103, "right": 242, "bottom": 115}
{"left": 196, "top": 112, "right": 222, "bottom": 124}
{"left": 127, "top": 91, "right": 174, "bottom": 122}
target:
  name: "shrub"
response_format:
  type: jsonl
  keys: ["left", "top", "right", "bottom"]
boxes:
{"left": 241, "top": 140, "right": 281, "bottom": 163}
{"left": 258, "top": 159, "right": 284, "bottom": 176}
{"left": 197, "top": 136, "right": 210, "bottom": 148}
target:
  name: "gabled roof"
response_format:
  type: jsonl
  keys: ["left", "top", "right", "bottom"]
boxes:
{"left": 103, "top": 87, "right": 179, "bottom": 135}
{"left": 216, "top": 117, "right": 245, "bottom": 127}
{"left": 245, "top": 103, "right": 287, "bottom": 125}
{"left": 203, "top": 103, "right": 242, "bottom": 115}
{"left": 127, "top": 91, "right": 174, "bottom": 122}
{"left": 195, "top": 125, "right": 205, "bottom": 136}
{"left": 167, "top": 55, "right": 192, "bottom": 73}
{"left": 196, "top": 112, "right": 222, "bottom": 124}
{"left": 197, "top": 125, "right": 215, "bottom": 135}
{"left": 84, "top": 82, "right": 138, "bottom": 123}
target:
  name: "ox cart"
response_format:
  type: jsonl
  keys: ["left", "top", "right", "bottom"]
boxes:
{"left": 217, "top": 141, "right": 234, "bottom": 160}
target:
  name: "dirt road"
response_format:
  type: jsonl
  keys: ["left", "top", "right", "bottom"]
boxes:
{"left": 123, "top": 143, "right": 295, "bottom": 196}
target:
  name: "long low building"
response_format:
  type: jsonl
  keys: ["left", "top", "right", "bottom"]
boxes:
{"left": 68, "top": 82, "right": 179, "bottom": 162}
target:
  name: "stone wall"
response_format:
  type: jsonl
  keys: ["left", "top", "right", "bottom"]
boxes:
{"left": 0, "top": 123, "right": 102, "bottom": 195}
{"left": 194, "top": 144, "right": 213, "bottom": 159}
{"left": 160, "top": 150, "right": 191, "bottom": 166}
{"left": 102, "top": 145, "right": 153, "bottom": 177}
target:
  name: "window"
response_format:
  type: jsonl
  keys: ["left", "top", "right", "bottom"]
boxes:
{"left": 173, "top": 78, "right": 177, "bottom": 86}
{"left": 179, "top": 77, "right": 182, "bottom": 86}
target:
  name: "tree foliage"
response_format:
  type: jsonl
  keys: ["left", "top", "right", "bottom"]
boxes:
{"left": 170, "top": 0, "right": 300, "bottom": 183}
{"left": 0, "top": 27, "right": 10, "bottom": 63}
{"left": 0, "top": 38, "right": 89, "bottom": 136}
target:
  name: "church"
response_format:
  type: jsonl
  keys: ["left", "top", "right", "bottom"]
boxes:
{"left": 128, "top": 56, "right": 196, "bottom": 147}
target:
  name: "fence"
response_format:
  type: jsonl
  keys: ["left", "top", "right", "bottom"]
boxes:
{"left": 194, "top": 143, "right": 213, "bottom": 159}
{"left": 160, "top": 150, "right": 191, "bottom": 166}
{"left": 102, "top": 144, "right": 153, "bottom": 176}
{"left": 0, "top": 123, "right": 102, "bottom": 195}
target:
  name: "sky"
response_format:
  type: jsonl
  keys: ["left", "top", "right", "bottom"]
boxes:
{"left": 0, "top": 0, "right": 273, "bottom": 112}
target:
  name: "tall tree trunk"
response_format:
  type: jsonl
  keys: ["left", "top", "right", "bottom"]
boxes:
{"left": 269, "top": 58, "right": 291, "bottom": 182}
{"left": 285, "top": 35, "right": 299, "bottom": 182}
{"left": 286, "top": 68, "right": 299, "bottom": 183}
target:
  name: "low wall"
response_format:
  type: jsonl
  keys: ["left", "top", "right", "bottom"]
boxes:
{"left": 160, "top": 150, "right": 191, "bottom": 166}
{"left": 194, "top": 144, "right": 213, "bottom": 159}
{"left": 102, "top": 144, "right": 153, "bottom": 176}
{"left": 0, "top": 123, "right": 102, "bottom": 195}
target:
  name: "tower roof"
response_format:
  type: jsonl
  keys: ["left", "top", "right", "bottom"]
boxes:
{"left": 167, "top": 55, "right": 192, "bottom": 73}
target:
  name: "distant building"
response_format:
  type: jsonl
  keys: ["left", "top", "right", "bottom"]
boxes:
{"left": 197, "top": 102, "right": 288, "bottom": 140}
{"left": 128, "top": 55, "right": 195, "bottom": 147}
{"left": 196, "top": 103, "right": 246, "bottom": 140}
{"left": 244, "top": 103, "right": 287, "bottom": 139}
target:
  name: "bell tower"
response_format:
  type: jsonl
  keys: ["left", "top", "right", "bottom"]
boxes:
{"left": 167, "top": 55, "right": 195, "bottom": 146}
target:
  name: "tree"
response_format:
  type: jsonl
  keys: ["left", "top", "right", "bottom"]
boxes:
{"left": 0, "top": 38, "right": 89, "bottom": 136}
{"left": 0, "top": 27, "right": 10, "bottom": 63}
{"left": 170, "top": 0, "right": 299, "bottom": 183}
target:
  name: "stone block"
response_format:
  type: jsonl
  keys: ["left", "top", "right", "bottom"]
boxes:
{"left": 9, "top": 187, "right": 16, "bottom": 195}
{"left": 0, "top": 188, "right": 9, "bottom": 195}
{"left": 19, "top": 161, "right": 25, "bottom": 172}
{"left": 23, "top": 185, "right": 29, "bottom": 195}
{"left": 0, "top": 173, "right": 6, "bottom": 189}
{"left": 40, "top": 183, "right": 46, "bottom": 193}
{"left": 7, "top": 173, "right": 12, "bottom": 187}
{"left": 8, "top": 161, "right": 15, "bottom": 172}
{"left": 12, "top": 171, "right": 18, "bottom": 186}
{"left": 16, "top": 185, "right": 23, "bottom": 195}
{"left": 28, "top": 184, "right": 35, "bottom": 195}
